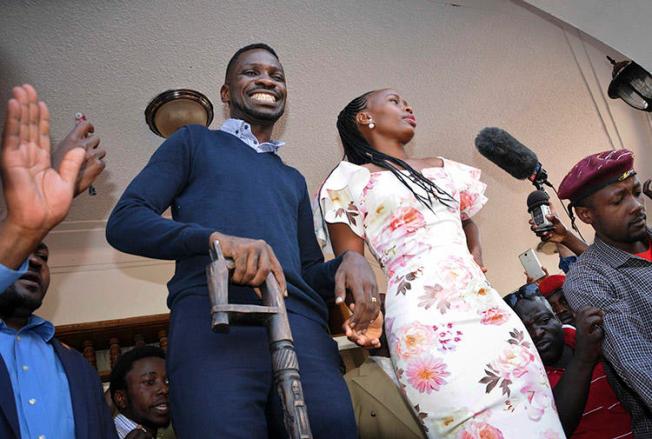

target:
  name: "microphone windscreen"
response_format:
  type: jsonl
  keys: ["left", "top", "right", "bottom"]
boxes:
{"left": 475, "top": 128, "right": 539, "bottom": 180}
{"left": 527, "top": 190, "right": 550, "bottom": 210}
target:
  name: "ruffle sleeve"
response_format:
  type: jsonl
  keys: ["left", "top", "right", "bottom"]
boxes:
{"left": 442, "top": 158, "right": 488, "bottom": 220}
{"left": 314, "top": 161, "right": 370, "bottom": 247}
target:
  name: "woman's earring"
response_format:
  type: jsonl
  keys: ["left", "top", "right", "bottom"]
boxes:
{"left": 368, "top": 121, "right": 375, "bottom": 129}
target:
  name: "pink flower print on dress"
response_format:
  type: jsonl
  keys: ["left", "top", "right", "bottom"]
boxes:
{"left": 421, "top": 276, "right": 484, "bottom": 315}
{"left": 540, "top": 429, "right": 563, "bottom": 439}
{"left": 479, "top": 307, "right": 509, "bottom": 326}
{"left": 480, "top": 329, "right": 536, "bottom": 397}
{"left": 417, "top": 284, "right": 443, "bottom": 307}
{"left": 406, "top": 355, "right": 450, "bottom": 394}
{"left": 459, "top": 191, "right": 477, "bottom": 217}
{"left": 457, "top": 421, "right": 505, "bottom": 439}
{"left": 520, "top": 379, "right": 553, "bottom": 422}
{"left": 493, "top": 343, "right": 536, "bottom": 380}
{"left": 395, "top": 321, "right": 436, "bottom": 360}
{"left": 440, "top": 256, "right": 474, "bottom": 289}
{"left": 428, "top": 286, "right": 466, "bottom": 314}
{"left": 388, "top": 206, "right": 426, "bottom": 234}
{"left": 460, "top": 191, "right": 478, "bottom": 221}
{"left": 362, "top": 172, "right": 381, "bottom": 197}
{"left": 386, "top": 252, "right": 415, "bottom": 278}
{"left": 432, "top": 322, "right": 463, "bottom": 352}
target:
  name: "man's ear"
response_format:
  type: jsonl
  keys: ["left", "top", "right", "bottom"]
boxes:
{"left": 574, "top": 206, "right": 593, "bottom": 225}
{"left": 220, "top": 84, "right": 230, "bottom": 104}
{"left": 114, "top": 389, "right": 129, "bottom": 410}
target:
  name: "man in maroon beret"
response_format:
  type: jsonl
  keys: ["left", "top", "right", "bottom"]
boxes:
{"left": 559, "top": 148, "right": 652, "bottom": 438}
{"left": 538, "top": 274, "right": 575, "bottom": 327}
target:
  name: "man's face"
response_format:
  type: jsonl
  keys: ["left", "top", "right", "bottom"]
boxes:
{"left": 577, "top": 176, "right": 647, "bottom": 245}
{"left": 546, "top": 290, "right": 575, "bottom": 326}
{"left": 514, "top": 298, "right": 564, "bottom": 365}
{"left": 220, "top": 49, "right": 287, "bottom": 124}
{"left": 0, "top": 243, "right": 50, "bottom": 314}
{"left": 121, "top": 357, "right": 169, "bottom": 430}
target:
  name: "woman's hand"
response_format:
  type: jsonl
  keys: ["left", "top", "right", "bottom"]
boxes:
{"left": 340, "top": 302, "right": 382, "bottom": 349}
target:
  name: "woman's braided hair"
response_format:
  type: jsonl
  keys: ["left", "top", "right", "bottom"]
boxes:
{"left": 336, "top": 90, "right": 454, "bottom": 209}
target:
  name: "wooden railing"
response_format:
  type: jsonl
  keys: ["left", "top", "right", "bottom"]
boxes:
{"left": 54, "top": 304, "right": 348, "bottom": 381}
{"left": 55, "top": 313, "right": 170, "bottom": 382}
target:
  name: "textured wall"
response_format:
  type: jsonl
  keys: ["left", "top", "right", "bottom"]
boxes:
{"left": 0, "top": 0, "right": 649, "bottom": 324}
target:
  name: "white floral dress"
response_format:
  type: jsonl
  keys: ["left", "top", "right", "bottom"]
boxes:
{"left": 319, "top": 159, "right": 565, "bottom": 439}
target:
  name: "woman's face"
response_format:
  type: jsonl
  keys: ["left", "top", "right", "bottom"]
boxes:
{"left": 359, "top": 89, "right": 416, "bottom": 145}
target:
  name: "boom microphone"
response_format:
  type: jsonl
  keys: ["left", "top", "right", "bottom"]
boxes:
{"left": 474, "top": 127, "right": 549, "bottom": 188}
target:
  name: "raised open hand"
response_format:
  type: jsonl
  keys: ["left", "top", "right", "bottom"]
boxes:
{"left": 0, "top": 84, "right": 88, "bottom": 270}
{"left": 2, "top": 84, "right": 85, "bottom": 237}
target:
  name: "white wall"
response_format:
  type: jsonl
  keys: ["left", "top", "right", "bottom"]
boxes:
{"left": 0, "top": 0, "right": 649, "bottom": 324}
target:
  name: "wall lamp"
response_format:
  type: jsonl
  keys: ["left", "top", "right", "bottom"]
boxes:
{"left": 607, "top": 56, "right": 652, "bottom": 112}
{"left": 145, "top": 89, "right": 214, "bottom": 138}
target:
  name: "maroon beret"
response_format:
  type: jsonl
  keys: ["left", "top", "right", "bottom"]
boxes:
{"left": 558, "top": 149, "right": 635, "bottom": 202}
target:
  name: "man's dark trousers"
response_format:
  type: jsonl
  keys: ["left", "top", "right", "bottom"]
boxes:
{"left": 167, "top": 295, "right": 356, "bottom": 438}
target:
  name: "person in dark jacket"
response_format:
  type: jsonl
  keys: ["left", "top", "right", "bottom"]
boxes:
{"left": 0, "top": 242, "right": 117, "bottom": 439}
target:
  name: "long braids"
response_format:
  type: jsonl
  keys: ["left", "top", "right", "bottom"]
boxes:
{"left": 336, "top": 91, "right": 455, "bottom": 209}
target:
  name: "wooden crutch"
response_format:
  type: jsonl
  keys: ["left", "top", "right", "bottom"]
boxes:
{"left": 206, "top": 240, "right": 312, "bottom": 439}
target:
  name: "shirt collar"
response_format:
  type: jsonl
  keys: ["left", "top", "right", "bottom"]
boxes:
{"left": 593, "top": 231, "right": 652, "bottom": 268}
{"left": 219, "top": 118, "right": 285, "bottom": 153}
{"left": 0, "top": 314, "right": 55, "bottom": 342}
{"left": 114, "top": 413, "right": 143, "bottom": 438}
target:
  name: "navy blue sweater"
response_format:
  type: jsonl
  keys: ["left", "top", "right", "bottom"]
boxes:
{"left": 106, "top": 125, "right": 341, "bottom": 323}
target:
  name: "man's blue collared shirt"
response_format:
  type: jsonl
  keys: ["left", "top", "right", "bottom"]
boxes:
{"left": 0, "top": 259, "right": 28, "bottom": 294}
{"left": 0, "top": 315, "right": 75, "bottom": 439}
{"left": 219, "top": 118, "right": 285, "bottom": 153}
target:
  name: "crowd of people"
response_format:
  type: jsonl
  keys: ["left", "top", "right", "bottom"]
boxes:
{"left": 0, "top": 43, "right": 649, "bottom": 438}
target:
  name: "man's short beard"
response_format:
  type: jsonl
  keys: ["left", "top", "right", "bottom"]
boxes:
{"left": 628, "top": 228, "right": 650, "bottom": 243}
{"left": 233, "top": 101, "right": 284, "bottom": 124}
{"left": 0, "top": 286, "right": 42, "bottom": 317}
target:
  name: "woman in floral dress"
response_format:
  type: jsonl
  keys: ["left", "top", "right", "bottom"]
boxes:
{"left": 318, "top": 89, "right": 564, "bottom": 438}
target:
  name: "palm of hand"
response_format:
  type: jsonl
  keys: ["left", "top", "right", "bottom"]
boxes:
{"left": 1, "top": 84, "right": 84, "bottom": 236}
{"left": 3, "top": 141, "right": 77, "bottom": 232}
{"left": 363, "top": 309, "right": 383, "bottom": 340}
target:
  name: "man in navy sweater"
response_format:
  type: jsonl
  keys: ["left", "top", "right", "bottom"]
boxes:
{"left": 106, "top": 44, "right": 379, "bottom": 438}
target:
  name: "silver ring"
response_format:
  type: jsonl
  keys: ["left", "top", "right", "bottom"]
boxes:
{"left": 370, "top": 297, "right": 377, "bottom": 303}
